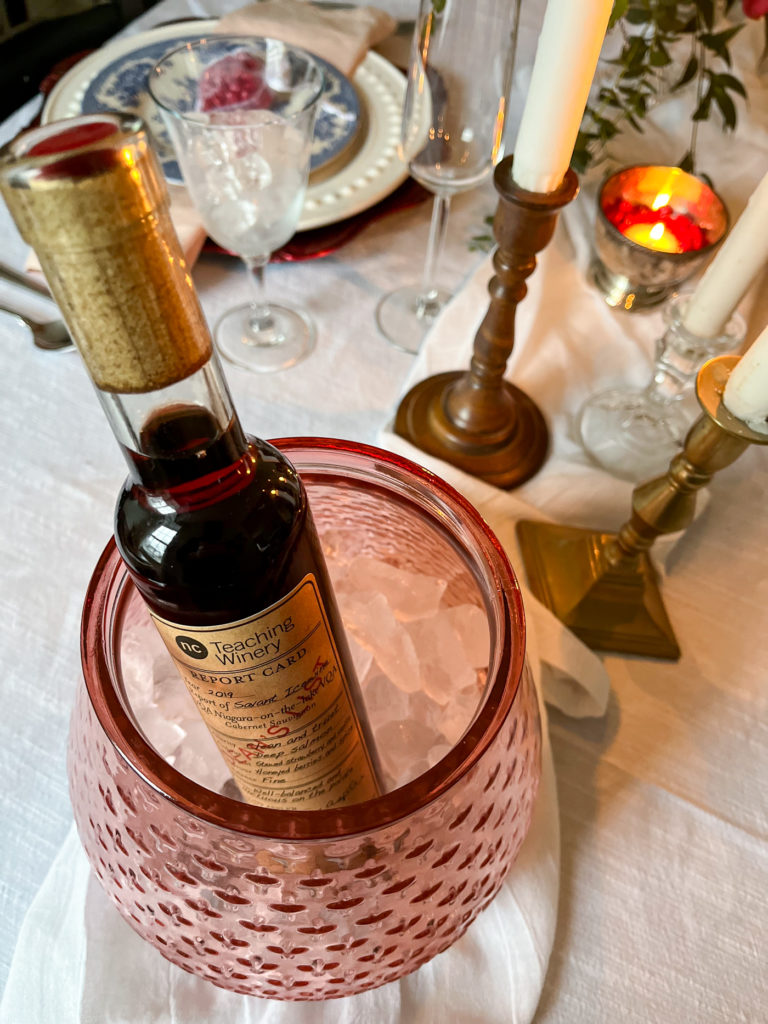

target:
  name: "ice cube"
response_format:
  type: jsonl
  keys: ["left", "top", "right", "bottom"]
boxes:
{"left": 120, "top": 602, "right": 165, "bottom": 706}
{"left": 120, "top": 545, "right": 492, "bottom": 800}
{"left": 136, "top": 704, "right": 186, "bottom": 760}
{"left": 374, "top": 718, "right": 441, "bottom": 783}
{"left": 239, "top": 149, "right": 272, "bottom": 189}
{"left": 206, "top": 197, "right": 260, "bottom": 241}
{"left": 427, "top": 741, "right": 453, "bottom": 767}
{"left": 173, "top": 720, "right": 231, "bottom": 792}
{"left": 407, "top": 689, "right": 443, "bottom": 732}
{"left": 346, "top": 631, "right": 374, "bottom": 682}
{"left": 152, "top": 669, "right": 200, "bottom": 725}
{"left": 120, "top": 633, "right": 157, "bottom": 707}
{"left": 344, "top": 555, "right": 446, "bottom": 621}
{"left": 361, "top": 672, "right": 411, "bottom": 730}
{"left": 437, "top": 685, "right": 482, "bottom": 746}
{"left": 445, "top": 603, "right": 491, "bottom": 667}
{"left": 407, "top": 612, "right": 477, "bottom": 697}
{"left": 343, "top": 592, "right": 422, "bottom": 693}
{"left": 393, "top": 759, "right": 429, "bottom": 790}
{"left": 189, "top": 132, "right": 228, "bottom": 170}
{"left": 319, "top": 526, "right": 354, "bottom": 568}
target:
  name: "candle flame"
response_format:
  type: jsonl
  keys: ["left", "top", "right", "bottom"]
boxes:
{"left": 651, "top": 192, "right": 670, "bottom": 211}
{"left": 622, "top": 221, "right": 684, "bottom": 253}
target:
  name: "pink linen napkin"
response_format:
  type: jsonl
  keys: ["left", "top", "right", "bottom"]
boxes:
{"left": 215, "top": 0, "right": 397, "bottom": 77}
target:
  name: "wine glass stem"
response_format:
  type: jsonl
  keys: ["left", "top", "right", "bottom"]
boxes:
{"left": 419, "top": 193, "right": 451, "bottom": 313}
{"left": 244, "top": 256, "right": 274, "bottom": 332}
{"left": 646, "top": 366, "right": 684, "bottom": 405}
{"left": 644, "top": 328, "right": 691, "bottom": 405}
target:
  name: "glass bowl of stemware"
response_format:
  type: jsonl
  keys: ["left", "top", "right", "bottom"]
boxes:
{"left": 70, "top": 438, "right": 541, "bottom": 1001}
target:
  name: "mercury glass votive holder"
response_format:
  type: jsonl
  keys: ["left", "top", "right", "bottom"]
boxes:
{"left": 591, "top": 164, "right": 728, "bottom": 311}
{"left": 70, "top": 438, "right": 541, "bottom": 1001}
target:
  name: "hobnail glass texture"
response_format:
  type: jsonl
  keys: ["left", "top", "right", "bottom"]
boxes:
{"left": 70, "top": 438, "right": 541, "bottom": 1000}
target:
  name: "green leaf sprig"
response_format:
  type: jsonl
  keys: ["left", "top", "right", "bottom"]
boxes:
{"left": 572, "top": 0, "right": 748, "bottom": 175}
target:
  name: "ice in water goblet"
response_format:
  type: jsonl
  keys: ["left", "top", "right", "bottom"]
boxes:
{"left": 149, "top": 38, "right": 323, "bottom": 372}
{"left": 375, "top": 0, "right": 520, "bottom": 354}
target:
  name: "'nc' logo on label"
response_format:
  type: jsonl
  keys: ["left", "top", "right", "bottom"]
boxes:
{"left": 175, "top": 636, "right": 208, "bottom": 660}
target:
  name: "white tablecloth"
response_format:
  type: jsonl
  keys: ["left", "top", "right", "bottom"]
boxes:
{"left": 1, "top": 2, "right": 767, "bottom": 1021}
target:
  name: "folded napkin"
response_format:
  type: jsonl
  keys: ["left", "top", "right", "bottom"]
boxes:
{"left": 216, "top": 0, "right": 397, "bottom": 78}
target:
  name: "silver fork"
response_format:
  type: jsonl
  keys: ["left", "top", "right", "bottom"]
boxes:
{"left": 0, "top": 307, "right": 73, "bottom": 350}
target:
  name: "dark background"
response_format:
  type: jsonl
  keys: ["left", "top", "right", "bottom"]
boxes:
{"left": 0, "top": 0, "right": 160, "bottom": 121}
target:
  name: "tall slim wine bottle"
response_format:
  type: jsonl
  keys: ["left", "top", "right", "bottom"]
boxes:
{"left": 0, "top": 114, "right": 381, "bottom": 809}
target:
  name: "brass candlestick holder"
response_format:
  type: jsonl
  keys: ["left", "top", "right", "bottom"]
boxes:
{"left": 394, "top": 156, "right": 579, "bottom": 489}
{"left": 516, "top": 355, "right": 768, "bottom": 660}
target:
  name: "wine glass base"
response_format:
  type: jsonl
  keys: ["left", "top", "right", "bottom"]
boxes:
{"left": 376, "top": 284, "right": 452, "bottom": 355}
{"left": 578, "top": 387, "right": 690, "bottom": 482}
{"left": 215, "top": 302, "right": 316, "bottom": 373}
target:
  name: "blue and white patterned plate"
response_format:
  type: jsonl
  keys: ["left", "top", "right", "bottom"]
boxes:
{"left": 43, "top": 23, "right": 412, "bottom": 232}
{"left": 78, "top": 32, "right": 361, "bottom": 185}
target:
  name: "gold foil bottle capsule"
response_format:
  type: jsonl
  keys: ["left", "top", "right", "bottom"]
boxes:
{"left": 0, "top": 114, "right": 210, "bottom": 393}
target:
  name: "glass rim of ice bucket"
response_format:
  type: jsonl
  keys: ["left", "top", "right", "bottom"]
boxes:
{"left": 147, "top": 35, "right": 326, "bottom": 126}
{"left": 596, "top": 162, "right": 729, "bottom": 257}
{"left": 80, "top": 437, "right": 526, "bottom": 841}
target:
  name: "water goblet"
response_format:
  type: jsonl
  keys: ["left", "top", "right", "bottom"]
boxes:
{"left": 149, "top": 37, "right": 323, "bottom": 373}
{"left": 375, "top": 0, "right": 521, "bottom": 354}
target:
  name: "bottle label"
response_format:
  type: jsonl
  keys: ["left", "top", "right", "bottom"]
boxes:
{"left": 149, "top": 574, "right": 379, "bottom": 810}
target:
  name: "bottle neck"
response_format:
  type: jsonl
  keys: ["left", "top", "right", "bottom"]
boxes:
{"left": 0, "top": 116, "right": 254, "bottom": 495}
{"left": 99, "top": 354, "right": 249, "bottom": 491}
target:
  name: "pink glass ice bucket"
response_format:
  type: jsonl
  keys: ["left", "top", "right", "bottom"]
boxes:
{"left": 70, "top": 438, "right": 541, "bottom": 1000}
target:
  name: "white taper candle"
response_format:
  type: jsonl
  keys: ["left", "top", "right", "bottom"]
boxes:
{"left": 723, "top": 323, "right": 768, "bottom": 432}
{"left": 683, "top": 169, "right": 768, "bottom": 338}
{"left": 512, "top": 0, "right": 613, "bottom": 194}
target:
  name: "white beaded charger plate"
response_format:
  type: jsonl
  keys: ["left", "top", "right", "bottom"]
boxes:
{"left": 41, "top": 19, "right": 410, "bottom": 232}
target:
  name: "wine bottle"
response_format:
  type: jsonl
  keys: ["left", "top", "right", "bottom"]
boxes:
{"left": 0, "top": 114, "right": 381, "bottom": 809}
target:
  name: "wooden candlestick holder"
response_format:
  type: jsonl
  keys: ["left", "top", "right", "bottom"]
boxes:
{"left": 394, "top": 156, "right": 579, "bottom": 489}
{"left": 516, "top": 356, "right": 768, "bottom": 659}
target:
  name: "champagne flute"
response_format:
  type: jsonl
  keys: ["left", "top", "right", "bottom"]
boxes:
{"left": 376, "top": 0, "right": 520, "bottom": 354}
{"left": 150, "top": 37, "right": 323, "bottom": 373}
